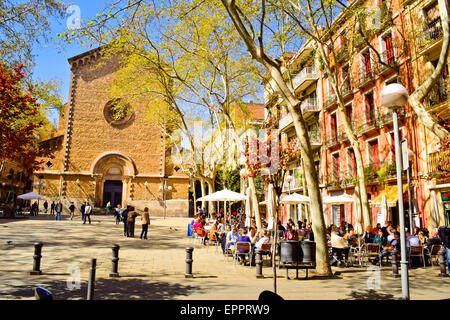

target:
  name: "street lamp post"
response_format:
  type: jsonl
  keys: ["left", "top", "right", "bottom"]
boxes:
{"left": 159, "top": 175, "right": 172, "bottom": 220}
{"left": 33, "top": 175, "right": 46, "bottom": 214}
{"left": 381, "top": 83, "right": 410, "bottom": 300}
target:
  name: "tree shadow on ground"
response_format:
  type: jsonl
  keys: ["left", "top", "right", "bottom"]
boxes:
{"left": 2, "top": 278, "right": 205, "bottom": 300}
{"left": 342, "top": 289, "right": 397, "bottom": 300}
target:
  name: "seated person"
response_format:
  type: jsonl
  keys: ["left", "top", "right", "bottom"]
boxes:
{"left": 363, "top": 226, "right": 374, "bottom": 244}
{"left": 284, "top": 225, "right": 299, "bottom": 241}
{"left": 405, "top": 231, "right": 421, "bottom": 249}
{"left": 418, "top": 230, "right": 427, "bottom": 245}
{"left": 225, "top": 225, "right": 240, "bottom": 253}
{"left": 345, "top": 229, "right": 357, "bottom": 247}
{"left": 373, "top": 229, "right": 387, "bottom": 247}
{"left": 236, "top": 228, "right": 252, "bottom": 264}
{"left": 255, "top": 229, "right": 271, "bottom": 250}
{"left": 424, "top": 228, "right": 442, "bottom": 265}
{"left": 209, "top": 220, "right": 220, "bottom": 242}
{"left": 192, "top": 218, "right": 207, "bottom": 237}
{"left": 372, "top": 231, "right": 400, "bottom": 265}
{"left": 330, "top": 225, "right": 350, "bottom": 263}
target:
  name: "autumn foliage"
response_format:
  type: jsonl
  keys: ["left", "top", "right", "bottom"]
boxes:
{"left": 0, "top": 62, "right": 50, "bottom": 170}
{"left": 242, "top": 130, "right": 299, "bottom": 195}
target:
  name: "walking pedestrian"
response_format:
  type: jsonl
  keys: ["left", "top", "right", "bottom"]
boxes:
{"left": 122, "top": 206, "right": 129, "bottom": 236}
{"left": 80, "top": 201, "right": 86, "bottom": 221}
{"left": 114, "top": 204, "right": 122, "bottom": 225}
{"left": 69, "top": 202, "right": 76, "bottom": 220}
{"left": 55, "top": 201, "right": 63, "bottom": 221}
{"left": 126, "top": 206, "right": 138, "bottom": 238}
{"left": 83, "top": 202, "right": 92, "bottom": 224}
{"left": 50, "top": 201, "right": 55, "bottom": 215}
{"left": 140, "top": 207, "right": 150, "bottom": 240}
{"left": 106, "top": 201, "right": 111, "bottom": 215}
{"left": 43, "top": 201, "right": 48, "bottom": 214}
{"left": 31, "top": 201, "right": 38, "bottom": 216}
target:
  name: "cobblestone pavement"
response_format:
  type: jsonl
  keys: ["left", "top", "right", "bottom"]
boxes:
{"left": 0, "top": 214, "right": 449, "bottom": 300}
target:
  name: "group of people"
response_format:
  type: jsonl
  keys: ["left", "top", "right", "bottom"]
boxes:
{"left": 326, "top": 220, "right": 450, "bottom": 268}
{"left": 189, "top": 211, "right": 316, "bottom": 265}
{"left": 108, "top": 203, "right": 150, "bottom": 240}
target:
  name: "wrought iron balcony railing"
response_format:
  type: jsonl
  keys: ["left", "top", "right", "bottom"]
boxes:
{"left": 428, "top": 149, "right": 450, "bottom": 177}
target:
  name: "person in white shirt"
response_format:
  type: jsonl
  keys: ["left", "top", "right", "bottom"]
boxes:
{"left": 330, "top": 225, "right": 349, "bottom": 264}
{"left": 255, "top": 229, "right": 271, "bottom": 250}
{"left": 83, "top": 202, "right": 92, "bottom": 224}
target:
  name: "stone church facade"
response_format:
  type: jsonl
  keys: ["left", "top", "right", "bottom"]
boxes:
{"left": 34, "top": 47, "right": 190, "bottom": 216}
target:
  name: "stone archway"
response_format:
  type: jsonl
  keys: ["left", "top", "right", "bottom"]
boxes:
{"left": 90, "top": 151, "right": 136, "bottom": 207}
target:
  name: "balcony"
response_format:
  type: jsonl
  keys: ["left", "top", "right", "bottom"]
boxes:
{"left": 325, "top": 131, "right": 340, "bottom": 148}
{"left": 377, "top": 108, "right": 405, "bottom": 127}
{"left": 326, "top": 169, "right": 358, "bottom": 190}
{"left": 279, "top": 113, "right": 293, "bottom": 131}
{"left": 356, "top": 70, "right": 376, "bottom": 89}
{"left": 292, "top": 66, "right": 319, "bottom": 92}
{"left": 356, "top": 115, "right": 378, "bottom": 136}
{"left": 418, "top": 17, "right": 443, "bottom": 54}
{"left": 301, "top": 97, "right": 320, "bottom": 116}
{"left": 375, "top": 51, "right": 397, "bottom": 76}
{"left": 325, "top": 93, "right": 337, "bottom": 109}
{"left": 341, "top": 83, "right": 353, "bottom": 99}
{"left": 372, "top": 3, "right": 393, "bottom": 33}
{"left": 428, "top": 149, "right": 450, "bottom": 179}
{"left": 427, "top": 78, "right": 449, "bottom": 109}
{"left": 309, "top": 129, "right": 322, "bottom": 148}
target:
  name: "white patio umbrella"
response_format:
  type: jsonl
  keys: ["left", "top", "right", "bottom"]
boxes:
{"left": 430, "top": 190, "right": 440, "bottom": 228}
{"left": 353, "top": 187, "right": 363, "bottom": 235}
{"left": 245, "top": 187, "right": 252, "bottom": 227}
{"left": 17, "top": 191, "right": 46, "bottom": 200}
{"left": 280, "top": 193, "right": 310, "bottom": 204}
{"left": 323, "top": 193, "right": 355, "bottom": 205}
{"left": 267, "top": 184, "right": 275, "bottom": 231}
{"left": 380, "top": 194, "right": 389, "bottom": 227}
{"left": 197, "top": 189, "right": 247, "bottom": 225}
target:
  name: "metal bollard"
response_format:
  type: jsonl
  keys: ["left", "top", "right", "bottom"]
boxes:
{"left": 185, "top": 247, "right": 194, "bottom": 278}
{"left": 438, "top": 247, "right": 449, "bottom": 277}
{"left": 255, "top": 249, "right": 264, "bottom": 279}
{"left": 87, "top": 258, "right": 96, "bottom": 300}
{"left": 109, "top": 244, "right": 120, "bottom": 277}
{"left": 391, "top": 250, "right": 399, "bottom": 278}
{"left": 30, "top": 242, "right": 43, "bottom": 275}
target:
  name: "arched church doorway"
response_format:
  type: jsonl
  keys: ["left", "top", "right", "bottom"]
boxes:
{"left": 103, "top": 180, "right": 123, "bottom": 207}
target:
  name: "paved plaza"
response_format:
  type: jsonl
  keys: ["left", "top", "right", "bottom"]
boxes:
{"left": 0, "top": 214, "right": 449, "bottom": 300}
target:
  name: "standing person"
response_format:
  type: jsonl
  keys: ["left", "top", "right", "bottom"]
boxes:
{"left": 43, "top": 201, "right": 48, "bottom": 214}
{"left": 69, "top": 202, "right": 76, "bottom": 220}
{"left": 114, "top": 204, "right": 122, "bottom": 225}
{"left": 140, "top": 207, "right": 150, "bottom": 240}
{"left": 106, "top": 201, "right": 111, "bottom": 215}
{"left": 122, "top": 206, "right": 129, "bottom": 236}
{"left": 83, "top": 202, "right": 92, "bottom": 224}
{"left": 50, "top": 201, "right": 55, "bottom": 215}
{"left": 126, "top": 206, "right": 138, "bottom": 237}
{"left": 55, "top": 201, "right": 63, "bottom": 221}
{"left": 80, "top": 202, "right": 86, "bottom": 221}
{"left": 31, "top": 201, "right": 38, "bottom": 216}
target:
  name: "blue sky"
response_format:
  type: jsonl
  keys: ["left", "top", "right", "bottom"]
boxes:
{"left": 32, "top": 0, "right": 110, "bottom": 127}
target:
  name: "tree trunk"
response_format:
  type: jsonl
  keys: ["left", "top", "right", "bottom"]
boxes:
{"left": 408, "top": 0, "right": 450, "bottom": 139}
{"left": 207, "top": 179, "right": 215, "bottom": 217}
{"left": 200, "top": 178, "right": 206, "bottom": 212}
{"left": 220, "top": 0, "right": 332, "bottom": 276}
{"left": 248, "top": 176, "right": 262, "bottom": 229}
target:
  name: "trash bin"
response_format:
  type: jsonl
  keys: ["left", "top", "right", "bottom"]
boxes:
{"left": 301, "top": 240, "right": 316, "bottom": 264}
{"left": 279, "top": 240, "right": 301, "bottom": 264}
{"left": 35, "top": 286, "right": 53, "bottom": 300}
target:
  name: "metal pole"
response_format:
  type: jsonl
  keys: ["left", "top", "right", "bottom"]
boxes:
{"left": 87, "top": 258, "right": 96, "bottom": 300}
{"left": 30, "top": 242, "right": 43, "bottom": 275}
{"left": 109, "top": 244, "right": 120, "bottom": 277}
{"left": 163, "top": 178, "right": 167, "bottom": 220}
{"left": 185, "top": 247, "right": 194, "bottom": 278}
{"left": 393, "top": 109, "right": 409, "bottom": 300}
{"left": 406, "top": 167, "right": 413, "bottom": 232}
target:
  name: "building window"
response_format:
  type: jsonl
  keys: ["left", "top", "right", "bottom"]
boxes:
{"left": 361, "top": 50, "right": 372, "bottom": 77}
{"left": 330, "top": 113, "right": 338, "bottom": 139}
{"left": 381, "top": 32, "right": 395, "bottom": 64}
{"left": 348, "top": 148, "right": 357, "bottom": 177}
{"left": 364, "top": 92, "right": 376, "bottom": 124}
{"left": 332, "top": 153, "right": 340, "bottom": 181}
{"left": 368, "top": 139, "right": 380, "bottom": 170}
